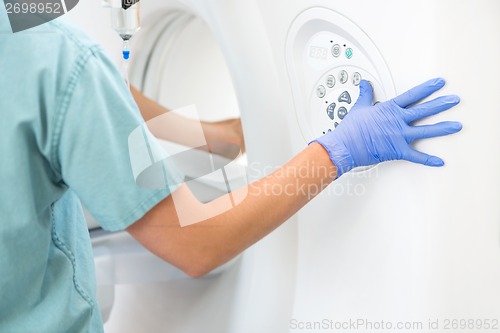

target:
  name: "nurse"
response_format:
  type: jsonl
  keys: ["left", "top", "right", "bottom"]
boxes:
{"left": 0, "top": 5, "right": 461, "bottom": 333}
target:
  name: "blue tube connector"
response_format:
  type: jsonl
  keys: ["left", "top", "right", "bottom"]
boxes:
{"left": 122, "top": 50, "right": 130, "bottom": 60}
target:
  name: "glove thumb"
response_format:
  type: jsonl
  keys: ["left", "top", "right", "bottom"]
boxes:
{"left": 354, "top": 80, "right": 374, "bottom": 108}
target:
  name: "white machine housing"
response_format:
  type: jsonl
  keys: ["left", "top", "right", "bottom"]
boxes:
{"left": 253, "top": 1, "right": 500, "bottom": 332}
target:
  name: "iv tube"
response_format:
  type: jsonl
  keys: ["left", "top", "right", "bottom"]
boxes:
{"left": 109, "top": 1, "right": 140, "bottom": 86}
{"left": 122, "top": 40, "right": 131, "bottom": 87}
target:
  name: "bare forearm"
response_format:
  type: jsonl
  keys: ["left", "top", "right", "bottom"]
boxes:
{"left": 130, "top": 86, "right": 203, "bottom": 145}
{"left": 131, "top": 86, "right": 240, "bottom": 153}
{"left": 202, "top": 144, "right": 336, "bottom": 267}
{"left": 128, "top": 143, "right": 336, "bottom": 277}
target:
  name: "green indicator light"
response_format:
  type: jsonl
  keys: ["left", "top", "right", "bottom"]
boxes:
{"left": 346, "top": 48, "right": 353, "bottom": 59}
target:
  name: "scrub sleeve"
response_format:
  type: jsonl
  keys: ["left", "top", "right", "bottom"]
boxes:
{"left": 56, "top": 46, "right": 184, "bottom": 232}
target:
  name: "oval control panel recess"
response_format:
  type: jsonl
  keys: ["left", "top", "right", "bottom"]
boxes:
{"left": 285, "top": 8, "right": 395, "bottom": 172}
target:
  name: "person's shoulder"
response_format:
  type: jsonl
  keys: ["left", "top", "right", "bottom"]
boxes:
{"left": 44, "top": 18, "right": 102, "bottom": 54}
{"left": 12, "top": 16, "right": 103, "bottom": 61}
{"left": 17, "top": 18, "right": 110, "bottom": 87}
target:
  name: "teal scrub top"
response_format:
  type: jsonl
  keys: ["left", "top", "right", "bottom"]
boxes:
{"left": 0, "top": 3, "right": 183, "bottom": 332}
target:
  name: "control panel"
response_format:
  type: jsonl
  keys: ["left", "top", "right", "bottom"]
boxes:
{"left": 312, "top": 65, "right": 381, "bottom": 135}
{"left": 286, "top": 8, "right": 395, "bottom": 145}
{"left": 305, "top": 32, "right": 387, "bottom": 139}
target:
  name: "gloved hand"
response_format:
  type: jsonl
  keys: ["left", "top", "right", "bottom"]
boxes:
{"left": 311, "top": 78, "right": 462, "bottom": 177}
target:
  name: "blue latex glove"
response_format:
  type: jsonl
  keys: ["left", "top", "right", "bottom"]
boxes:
{"left": 311, "top": 78, "right": 462, "bottom": 177}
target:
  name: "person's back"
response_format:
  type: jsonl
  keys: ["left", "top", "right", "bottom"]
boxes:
{"left": 0, "top": 11, "right": 107, "bottom": 331}
{"left": 0, "top": 4, "right": 178, "bottom": 332}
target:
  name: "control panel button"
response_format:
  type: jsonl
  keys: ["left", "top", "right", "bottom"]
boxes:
{"left": 337, "top": 106, "right": 348, "bottom": 120}
{"left": 331, "top": 44, "right": 341, "bottom": 57}
{"left": 352, "top": 72, "right": 362, "bottom": 86}
{"left": 338, "top": 91, "right": 352, "bottom": 104}
{"left": 326, "top": 103, "right": 336, "bottom": 120}
{"left": 326, "top": 75, "right": 336, "bottom": 88}
{"left": 334, "top": 122, "right": 339, "bottom": 128}
{"left": 345, "top": 48, "right": 353, "bottom": 59}
{"left": 339, "top": 70, "right": 348, "bottom": 84}
{"left": 316, "top": 85, "right": 326, "bottom": 98}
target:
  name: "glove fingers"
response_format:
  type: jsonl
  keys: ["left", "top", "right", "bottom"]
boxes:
{"left": 403, "top": 149, "right": 445, "bottom": 167}
{"left": 406, "top": 121, "right": 463, "bottom": 142}
{"left": 405, "top": 95, "right": 460, "bottom": 123}
{"left": 393, "top": 78, "right": 446, "bottom": 108}
{"left": 352, "top": 80, "right": 374, "bottom": 108}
